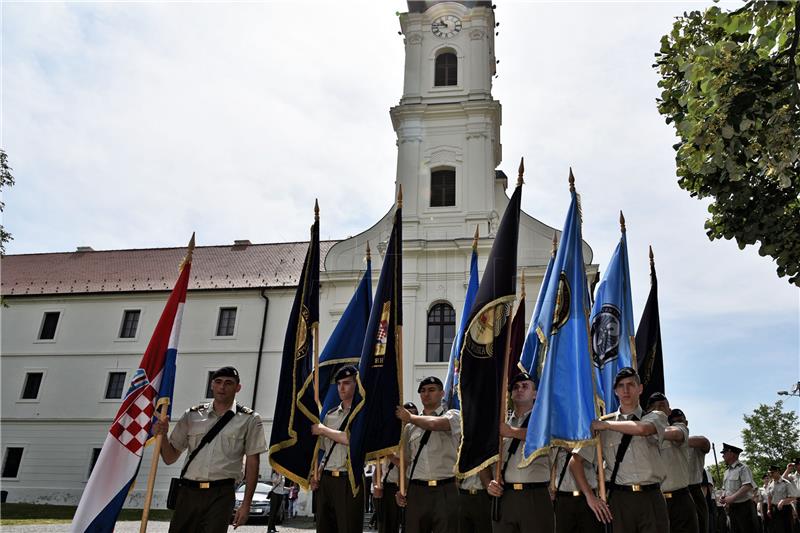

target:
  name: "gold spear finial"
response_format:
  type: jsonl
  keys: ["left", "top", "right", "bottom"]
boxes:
{"left": 472, "top": 225, "right": 479, "bottom": 250}
{"left": 397, "top": 184, "right": 403, "bottom": 208}
{"left": 517, "top": 157, "right": 525, "bottom": 186}
{"left": 180, "top": 232, "right": 196, "bottom": 270}
{"left": 314, "top": 199, "right": 320, "bottom": 221}
{"left": 551, "top": 230, "right": 558, "bottom": 257}
{"left": 620, "top": 210, "right": 626, "bottom": 233}
{"left": 520, "top": 269, "right": 526, "bottom": 299}
{"left": 568, "top": 167, "right": 576, "bottom": 192}
{"left": 366, "top": 241, "right": 372, "bottom": 261}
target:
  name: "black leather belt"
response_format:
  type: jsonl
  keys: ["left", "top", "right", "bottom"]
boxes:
{"left": 730, "top": 500, "right": 754, "bottom": 508}
{"left": 663, "top": 487, "right": 690, "bottom": 499}
{"left": 383, "top": 481, "right": 399, "bottom": 489}
{"left": 507, "top": 481, "right": 549, "bottom": 491}
{"left": 179, "top": 478, "right": 235, "bottom": 489}
{"left": 410, "top": 477, "right": 455, "bottom": 487}
{"left": 323, "top": 470, "right": 347, "bottom": 478}
{"left": 458, "top": 488, "right": 485, "bottom": 495}
{"left": 557, "top": 490, "right": 587, "bottom": 497}
{"left": 608, "top": 482, "right": 661, "bottom": 493}
{"left": 688, "top": 483, "right": 704, "bottom": 489}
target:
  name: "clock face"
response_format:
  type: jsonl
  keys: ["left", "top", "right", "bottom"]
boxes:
{"left": 431, "top": 15, "right": 462, "bottom": 39}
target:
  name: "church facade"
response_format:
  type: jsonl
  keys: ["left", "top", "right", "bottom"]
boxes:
{"left": 0, "top": 1, "right": 594, "bottom": 507}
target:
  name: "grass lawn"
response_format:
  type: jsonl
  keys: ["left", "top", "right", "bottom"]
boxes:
{"left": 0, "top": 503, "right": 173, "bottom": 525}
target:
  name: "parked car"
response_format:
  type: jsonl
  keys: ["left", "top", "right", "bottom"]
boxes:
{"left": 232, "top": 481, "right": 285, "bottom": 524}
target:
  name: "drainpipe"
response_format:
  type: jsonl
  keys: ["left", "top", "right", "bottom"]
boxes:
{"left": 252, "top": 288, "right": 269, "bottom": 410}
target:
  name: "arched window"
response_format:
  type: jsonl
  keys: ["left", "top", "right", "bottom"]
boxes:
{"left": 427, "top": 302, "right": 456, "bottom": 362}
{"left": 430, "top": 168, "right": 456, "bottom": 207}
{"left": 435, "top": 52, "right": 457, "bottom": 87}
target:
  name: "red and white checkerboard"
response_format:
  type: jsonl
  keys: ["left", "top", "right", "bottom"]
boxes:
{"left": 109, "top": 386, "right": 156, "bottom": 455}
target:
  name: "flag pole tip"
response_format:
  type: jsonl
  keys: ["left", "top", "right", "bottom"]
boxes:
{"left": 649, "top": 245, "right": 655, "bottom": 266}
{"left": 619, "top": 210, "right": 626, "bottom": 233}
{"left": 472, "top": 225, "right": 480, "bottom": 249}
{"left": 568, "top": 167, "right": 576, "bottom": 192}
{"left": 366, "top": 242, "right": 372, "bottom": 261}
{"left": 520, "top": 269, "right": 526, "bottom": 297}
{"left": 397, "top": 185, "right": 403, "bottom": 208}
{"left": 314, "top": 199, "right": 320, "bottom": 220}
{"left": 517, "top": 157, "right": 525, "bottom": 186}
{"left": 551, "top": 230, "right": 558, "bottom": 256}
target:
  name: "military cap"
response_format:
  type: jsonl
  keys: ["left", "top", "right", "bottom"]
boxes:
{"left": 721, "top": 442, "right": 742, "bottom": 454}
{"left": 613, "top": 366, "right": 639, "bottom": 388}
{"left": 417, "top": 376, "right": 443, "bottom": 392}
{"left": 768, "top": 464, "right": 780, "bottom": 472}
{"left": 667, "top": 408, "right": 686, "bottom": 424}
{"left": 403, "top": 401, "right": 418, "bottom": 413}
{"left": 508, "top": 371, "right": 534, "bottom": 391}
{"left": 211, "top": 366, "right": 240, "bottom": 383}
{"left": 646, "top": 392, "right": 668, "bottom": 407}
{"left": 334, "top": 364, "right": 358, "bottom": 381}
{"left": 793, "top": 457, "right": 800, "bottom": 465}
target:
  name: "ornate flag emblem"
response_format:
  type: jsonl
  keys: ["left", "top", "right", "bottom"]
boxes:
{"left": 591, "top": 303, "right": 621, "bottom": 367}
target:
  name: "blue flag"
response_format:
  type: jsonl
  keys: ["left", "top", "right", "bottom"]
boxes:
{"left": 443, "top": 240, "right": 479, "bottom": 410}
{"left": 521, "top": 183, "right": 599, "bottom": 463}
{"left": 319, "top": 256, "right": 373, "bottom": 417}
{"left": 519, "top": 234, "right": 557, "bottom": 384}
{"left": 590, "top": 219, "right": 636, "bottom": 414}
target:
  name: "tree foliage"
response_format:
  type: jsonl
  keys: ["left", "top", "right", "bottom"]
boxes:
{"left": 655, "top": 1, "right": 800, "bottom": 286}
{"left": 741, "top": 400, "right": 800, "bottom": 480}
{"left": 1, "top": 149, "right": 14, "bottom": 256}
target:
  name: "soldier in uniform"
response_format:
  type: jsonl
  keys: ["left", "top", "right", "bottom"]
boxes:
{"left": 377, "top": 402, "right": 418, "bottom": 533}
{"left": 665, "top": 409, "right": 711, "bottom": 533}
{"left": 456, "top": 471, "right": 491, "bottom": 532}
{"left": 767, "top": 465, "right": 798, "bottom": 533}
{"left": 575, "top": 366, "right": 669, "bottom": 533}
{"left": 720, "top": 442, "right": 759, "bottom": 533}
{"left": 310, "top": 364, "right": 364, "bottom": 533}
{"left": 558, "top": 445, "right": 604, "bottom": 533}
{"left": 645, "top": 397, "right": 698, "bottom": 533}
{"left": 154, "top": 366, "right": 267, "bottom": 533}
{"left": 487, "top": 372, "right": 554, "bottom": 533}
{"left": 395, "top": 376, "right": 461, "bottom": 533}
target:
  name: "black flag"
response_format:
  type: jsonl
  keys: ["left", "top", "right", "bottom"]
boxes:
{"left": 268, "top": 205, "right": 320, "bottom": 489}
{"left": 457, "top": 179, "right": 522, "bottom": 477}
{"left": 636, "top": 247, "right": 664, "bottom": 405}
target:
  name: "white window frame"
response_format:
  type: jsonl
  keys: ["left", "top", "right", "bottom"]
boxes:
{"left": 1, "top": 444, "right": 27, "bottom": 481}
{"left": 116, "top": 308, "right": 143, "bottom": 341}
{"left": 212, "top": 306, "right": 239, "bottom": 339}
{"left": 100, "top": 370, "right": 129, "bottom": 402}
{"left": 17, "top": 368, "right": 47, "bottom": 403}
{"left": 34, "top": 309, "right": 64, "bottom": 343}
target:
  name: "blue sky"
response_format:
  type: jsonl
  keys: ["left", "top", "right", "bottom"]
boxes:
{"left": 3, "top": 1, "right": 798, "bottom": 462}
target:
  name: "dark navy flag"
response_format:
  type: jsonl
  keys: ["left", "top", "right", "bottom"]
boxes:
{"left": 443, "top": 233, "right": 480, "bottom": 410}
{"left": 591, "top": 213, "right": 636, "bottom": 414}
{"left": 507, "top": 288, "right": 526, "bottom": 388}
{"left": 456, "top": 181, "right": 522, "bottom": 478}
{"left": 347, "top": 202, "right": 403, "bottom": 496}
{"left": 521, "top": 181, "right": 599, "bottom": 463}
{"left": 519, "top": 233, "right": 558, "bottom": 384}
{"left": 319, "top": 253, "right": 373, "bottom": 417}
{"left": 269, "top": 208, "right": 320, "bottom": 489}
{"left": 636, "top": 247, "right": 664, "bottom": 407}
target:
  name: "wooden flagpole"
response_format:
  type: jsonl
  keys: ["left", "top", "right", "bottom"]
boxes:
{"left": 139, "top": 233, "right": 194, "bottom": 533}
{"left": 313, "top": 200, "right": 321, "bottom": 483}
{"left": 395, "top": 186, "right": 407, "bottom": 497}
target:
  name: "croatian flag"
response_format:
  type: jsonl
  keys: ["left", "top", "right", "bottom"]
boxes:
{"left": 71, "top": 244, "right": 193, "bottom": 533}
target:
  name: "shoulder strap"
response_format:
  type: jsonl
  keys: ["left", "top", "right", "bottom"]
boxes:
{"left": 608, "top": 414, "right": 639, "bottom": 487}
{"left": 382, "top": 461, "right": 395, "bottom": 483}
{"left": 501, "top": 412, "right": 531, "bottom": 479}
{"left": 407, "top": 411, "right": 443, "bottom": 481}
{"left": 556, "top": 448, "right": 572, "bottom": 491}
{"left": 180, "top": 409, "right": 236, "bottom": 478}
{"left": 320, "top": 409, "right": 351, "bottom": 470}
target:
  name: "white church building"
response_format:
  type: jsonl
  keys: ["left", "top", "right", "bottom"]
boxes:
{"left": 0, "top": 0, "right": 594, "bottom": 508}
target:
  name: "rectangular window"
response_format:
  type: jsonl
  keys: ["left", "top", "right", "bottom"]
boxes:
{"left": 216, "top": 307, "right": 237, "bottom": 336}
{"left": 431, "top": 169, "right": 456, "bottom": 207}
{"left": 2, "top": 447, "right": 24, "bottom": 478}
{"left": 88, "top": 448, "right": 102, "bottom": 477}
{"left": 21, "top": 372, "right": 43, "bottom": 400}
{"left": 119, "top": 310, "right": 141, "bottom": 338}
{"left": 39, "top": 312, "right": 60, "bottom": 340}
{"left": 105, "top": 372, "right": 127, "bottom": 399}
{"left": 205, "top": 371, "right": 215, "bottom": 398}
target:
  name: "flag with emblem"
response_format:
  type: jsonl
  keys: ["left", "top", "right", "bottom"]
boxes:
{"left": 636, "top": 247, "right": 664, "bottom": 407}
{"left": 347, "top": 196, "right": 403, "bottom": 496}
{"left": 519, "top": 232, "right": 558, "bottom": 384}
{"left": 456, "top": 164, "right": 522, "bottom": 478}
{"left": 520, "top": 175, "right": 599, "bottom": 463}
{"left": 70, "top": 235, "right": 194, "bottom": 533}
{"left": 269, "top": 203, "right": 320, "bottom": 489}
{"left": 443, "top": 228, "right": 480, "bottom": 410}
{"left": 591, "top": 212, "right": 636, "bottom": 414}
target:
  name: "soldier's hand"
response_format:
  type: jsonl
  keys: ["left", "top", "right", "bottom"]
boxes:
{"left": 590, "top": 420, "right": 605, "bottom": 433}
{"left": 152, "top": 418, "right": 170, "bottom": 437}
{"left": 373, "top": 486, "right": 384, "bottom": 498}
{"left": 395, "top": 406, "right": 411, "bottom": 423}
{"left": 395, "top": 491, "right": 407, "bottom": 507}
{"left": 499, "top": 423, "right": 515, "bottom": 438}
{"left": 310, "top": 477, "right": 320, "bottom": 491}
{"left": 487, "top": 479, "right": 503, "bottom": 498}
{"left": 232, "top": 502, "right": 249, "bottom": 529}
{"left": 310, "top": 423, "right": 323, "bottom": 436}
{"left": 586, "top": 494, "right": 612, "bottom": 524}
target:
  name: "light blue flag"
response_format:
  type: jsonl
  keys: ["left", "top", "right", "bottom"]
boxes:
{"left": 590, "top": 218, "right": 636, "bottom": 414}
{"left": 519, "top": 233, "right": 557, "bottom": 384}
{"left": 522, "top": 183, "right": 600, "bottom": 463}
{"left": 443, "top": 240, "right": 479, "bottom": 410}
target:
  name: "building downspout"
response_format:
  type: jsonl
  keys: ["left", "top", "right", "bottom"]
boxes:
{"left": 252, "top": 289, "right": 269, "bottom": 410}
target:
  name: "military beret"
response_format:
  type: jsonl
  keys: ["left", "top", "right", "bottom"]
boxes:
{"left": 793, "top": 457, "right": 800, "bottom": 465}
{"left": 508, "top": 372, "right": 534, "bottom": 391}
{"left": 646, "top": 392, "right": 668, "bottom": 407}
{"left": 721, "top": 442, "right": 742, "bottom": 454}
{"left": 211, "top": 366, "right": 240, "bottom": 383}
{"left": 417, "top": 376, "right": 443, "bottom": 392}
{"left": 334, "top": 364, "right": 358, "bottom": 381}
{"left": 613, "top": 367, "right": 639, "bottom": 388}
{"left": 403, "top": 401, "right": 418, "bottom": 413}
{"left": 667, "top": 408, "right": 686, "bottom": 424}
{"left": 768, "top": 465, "right": 780, "bottom": 472}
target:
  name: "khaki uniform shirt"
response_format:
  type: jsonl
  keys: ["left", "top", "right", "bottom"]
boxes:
{"left": 385, "top": 461, "right": 399, "bottom": 484}
{"left": 685, "top": 444, "right": 707, "bottom": 485}
{"left": 769, "top": 477, "right": 798, "bottom": 502}
{"left": 459, "top": 473, "right": 485, "bottom": 492}
{"left": 321, "top": 403, "right": 351, "bottom": 471}
{"left": 578, "top": 406, "right": 666, "bottom": 486}
{"left": 404, "top": 407, "right": 460, "bottom": 481}
{"left": 558, "top": 447, "right": 598, "bottom": 492}
{"left": 503, "top": 409, "right": 552, "bottom": 483}
{"left": 170, "top": 401, "right": 267, "bottom": 482}
{"left": 723, "top": 461, "right": 755, "bottom": 503}
{"left": 660, "top": 422, "right": 691, "bottom": 492}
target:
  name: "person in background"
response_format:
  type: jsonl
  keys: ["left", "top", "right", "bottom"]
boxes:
{"left": 268, "top": 469, "right": 287, "bottom": 533}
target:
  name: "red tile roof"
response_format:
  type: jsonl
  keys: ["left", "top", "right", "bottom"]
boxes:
{"left": 1, "top": 241, "right": 338, "bottom": 296}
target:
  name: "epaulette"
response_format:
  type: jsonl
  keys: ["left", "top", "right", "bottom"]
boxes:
{"left": 190, "top": 403, "right": 210, "bottom": 412}
{"left": 236, "top": 404, "right": 254, "bottom": 415}
{"left": 326, "top": 405, "right": 340, "bottom": 416}
{"left": 599, "top": 413, "right": 616, "bottom": 421}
